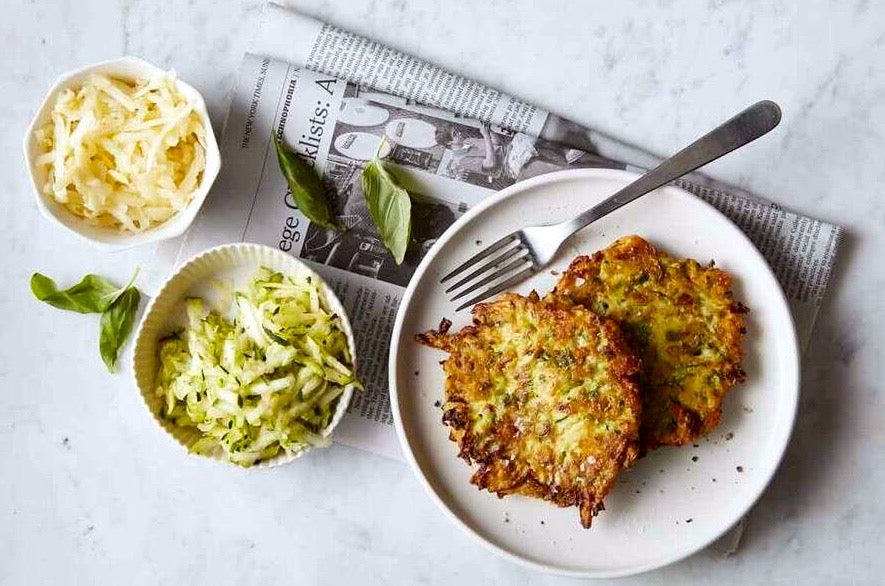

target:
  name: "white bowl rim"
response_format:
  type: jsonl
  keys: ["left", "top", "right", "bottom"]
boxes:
{"left": 22, "top": 55, "right": 221, "bottom": 251}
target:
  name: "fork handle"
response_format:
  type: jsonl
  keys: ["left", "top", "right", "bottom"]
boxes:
{"left": 561, "top": 100, "right": 782, "bottom": 235}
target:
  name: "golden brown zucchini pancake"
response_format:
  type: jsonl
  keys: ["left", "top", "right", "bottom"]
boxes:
{"left": 416, "top": 292, "right": 641, "bottom": 528}
{"left": 554, "top": 235, "right": 748, "bottom": 450}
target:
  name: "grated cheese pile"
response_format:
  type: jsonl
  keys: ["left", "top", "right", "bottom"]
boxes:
{"left": 35, "top": 72, "right": 207, "bottom": 232}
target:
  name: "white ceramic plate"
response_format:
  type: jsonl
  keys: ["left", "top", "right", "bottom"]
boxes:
{"left": 389, "top": 169, "right": 799, "bottom": 577}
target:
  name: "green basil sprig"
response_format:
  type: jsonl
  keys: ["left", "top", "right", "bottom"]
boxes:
{"left": 273, "top": 133, "right": 341, "bottom": 231}
{"left": 361, "top": 137, "right": 411, "bottom": 265}
{"left": 31, "top": 271, "right": 141, "bottom": 373}
{"left": 98, "top": 287, "right": 140, "bottom": 371}
{"left": 31, "top": 273, "right": 127, "bottom": 313}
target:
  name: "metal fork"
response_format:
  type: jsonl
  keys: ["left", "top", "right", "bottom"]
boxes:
{"left": 441, "top": 100, "right": 782, "bottom": 310}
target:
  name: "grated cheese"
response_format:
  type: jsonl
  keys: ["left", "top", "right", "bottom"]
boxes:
{"left": 35, "top": 72, "right": 207, "bottom": 232}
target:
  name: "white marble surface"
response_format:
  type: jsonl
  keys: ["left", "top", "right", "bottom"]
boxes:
{"left": 1, "top": 0, "right": 883, "bottom": 584}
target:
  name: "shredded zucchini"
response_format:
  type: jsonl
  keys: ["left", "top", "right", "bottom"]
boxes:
{"left": 155, "top": 267, "right": 358, "bottom": 466}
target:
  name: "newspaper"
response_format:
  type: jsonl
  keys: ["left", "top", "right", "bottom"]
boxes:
{"left": 175, "top": 5, "right": 840, "bottom": 462}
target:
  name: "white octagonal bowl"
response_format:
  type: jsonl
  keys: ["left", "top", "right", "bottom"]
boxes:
{"left": 22, "top": 56, "right": 221, "bottom": 250}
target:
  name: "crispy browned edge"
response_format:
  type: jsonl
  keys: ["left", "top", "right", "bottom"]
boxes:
{"left": 416, "top": 292, "right": 641, "bottom": 528}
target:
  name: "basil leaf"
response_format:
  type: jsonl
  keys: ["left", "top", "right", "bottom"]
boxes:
{"left": 99, "top": 287, "right": 141, "bottom": 372}
{"left": 31, "top": 272, "right": 125, "bottom": 314}
{"left": 361, "top": 153, "right": 411, "bottom": 265}
{"left": 273, "top": 133, "right": 341, "bottom": 231}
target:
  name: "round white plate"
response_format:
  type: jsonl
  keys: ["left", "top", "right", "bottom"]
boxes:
{"left": 339, "top": 98, "right": 390, "bottom": 127}
{"left": 389, "top": 169, "right": 799, "bottom": 577}
{"left": 384, "top": 118, "right": 438, "bottom": 148}
{"left": 333, "top": 131, "right": 391, "bottom": 160}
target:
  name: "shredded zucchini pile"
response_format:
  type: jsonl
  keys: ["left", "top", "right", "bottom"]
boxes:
{"left": 156, "top": 267, "right": 358, "bottom": 466}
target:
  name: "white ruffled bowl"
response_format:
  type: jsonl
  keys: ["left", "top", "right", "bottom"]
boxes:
{"left": 132, "top": 243, "right": 357, "bottom": 468}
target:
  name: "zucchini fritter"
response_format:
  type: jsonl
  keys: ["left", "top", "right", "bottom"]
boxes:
{"left": 554, "top": 235, "right": 748, "bottom": 450}
{"left": 417, "top": 292, "right": 641, "bottom": 528}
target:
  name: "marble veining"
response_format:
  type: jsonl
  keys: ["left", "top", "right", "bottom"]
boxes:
{"left": 1, "top": 0, "right": 883, "bottom": 584}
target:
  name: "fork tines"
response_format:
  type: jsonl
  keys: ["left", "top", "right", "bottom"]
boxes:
{"left": 440, "top": 234, "right": 535, "bottom": 311}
